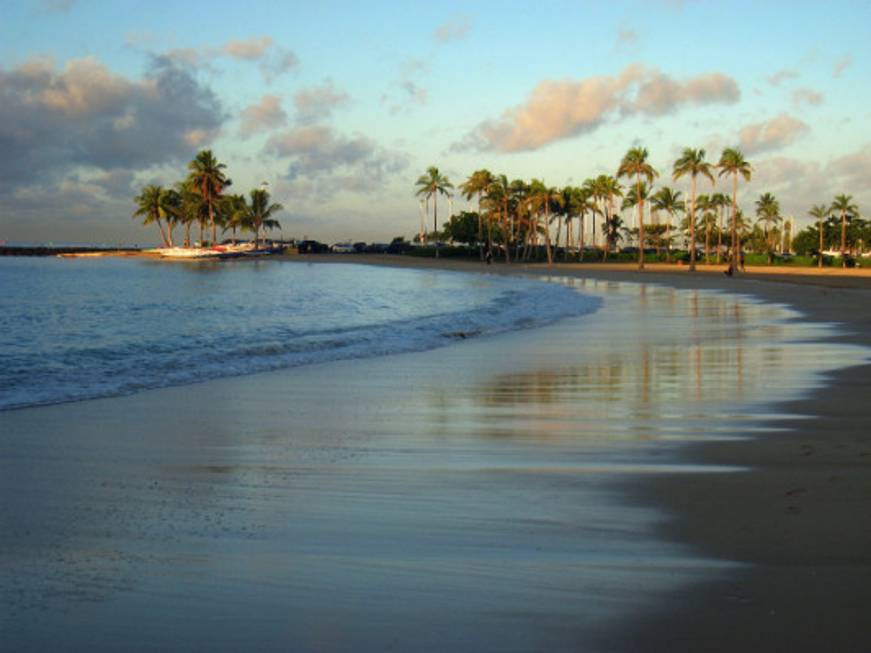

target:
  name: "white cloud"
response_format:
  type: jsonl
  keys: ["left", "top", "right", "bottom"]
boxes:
{"left": 738, "top": 114, "right": 809, "bottom": 155}
{"left": 454, "top": 65, "right": 740, "bottom": 153}
{"left": 239, "top": 95, "right": 288, "bottom": 137}
{"left": 293, "top": 80, "right": 349, "bottom": 124}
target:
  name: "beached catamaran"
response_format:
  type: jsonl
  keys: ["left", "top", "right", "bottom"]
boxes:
{"left": 150, "top": 242, "right": 285, "bottom": 259}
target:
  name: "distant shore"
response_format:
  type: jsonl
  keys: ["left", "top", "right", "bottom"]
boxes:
{"left": 0, "top": 245, "right": 143, "bottom": 257}
{"left": 294, "top": 253, "right": 871, "bottom": 651}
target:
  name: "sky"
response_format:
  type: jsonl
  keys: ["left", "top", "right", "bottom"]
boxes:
{"left": 1, "top": 0, "right": 869, "bottom": 245}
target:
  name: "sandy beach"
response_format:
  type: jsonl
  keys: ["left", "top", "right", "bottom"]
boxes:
{"left": 298, "top": 255, "right": 871, "bottom": 651}
{"left": 2, "top": 255, "right": 870, "bottom": 652}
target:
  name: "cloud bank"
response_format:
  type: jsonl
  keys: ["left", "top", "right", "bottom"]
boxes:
{"left": 239, "top": 94, "right": 287, "bottom": 137}
{"left": 738, "top": 113, "right": 809, "bottom": 154}
{"left": 454, "top": 64, "right": 740, "bottom": 153}
{"left": 0, "top": 56, "right": 225, "bottom": 195}
{"left": 264, "top": 125, "right": 408, "bottom": 196}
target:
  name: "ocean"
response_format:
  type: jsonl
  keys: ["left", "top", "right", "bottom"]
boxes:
{"left": 0, "top": 257, "right": 601, "bottom": 411}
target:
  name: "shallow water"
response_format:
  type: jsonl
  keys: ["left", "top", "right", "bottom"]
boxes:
{"left": 0, "top": 258, "right": 598, "bottom": 411}
{"left": 0, "top": 269, "right": 863, "bottom": 652}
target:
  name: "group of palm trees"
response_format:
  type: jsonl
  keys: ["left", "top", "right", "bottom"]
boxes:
{"left": 133, "top": 150, "right": 283, "bottom": 249}
{"left": 417, "top": 146, "right": 862, "bottom": 270}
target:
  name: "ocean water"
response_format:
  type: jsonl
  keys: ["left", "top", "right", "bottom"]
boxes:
{"left": 0, "top": 257, "right": 601, "bottom": 411}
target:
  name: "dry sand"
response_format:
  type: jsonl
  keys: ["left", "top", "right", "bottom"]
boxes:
{"left": 298, "top": 255, "right": 871, "bottom": 651}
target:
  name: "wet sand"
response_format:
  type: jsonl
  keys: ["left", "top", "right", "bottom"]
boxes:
{"left": 2, "top": 257, "right": 870, "bottom": 651}
{"left": 308, "top": 255, "right": 871, "bottom": 651}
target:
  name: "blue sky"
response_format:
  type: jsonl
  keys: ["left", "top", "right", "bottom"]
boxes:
{"left": 1, "top": 0, "right": 869, "bottom": 244}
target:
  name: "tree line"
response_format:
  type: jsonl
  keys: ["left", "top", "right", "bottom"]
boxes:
{"left": 416, "top": 147, "right": 864, "bottom": 269}
{"left": 133, "top": 150, "right": 283, "bottom": 249}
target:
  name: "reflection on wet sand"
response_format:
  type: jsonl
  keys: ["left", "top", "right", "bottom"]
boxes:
{"left": 0, "top": 279, "right": 861, "bottom": 652}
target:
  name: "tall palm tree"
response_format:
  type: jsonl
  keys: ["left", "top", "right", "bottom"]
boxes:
{"left": 596, "top": 175, "right": 623, "bottom": 260}
{"left": 673, "top": 148, "right": 715, "bottom": 272}
{"left": 485, "top": 174, "right": 512, "bottom": 263}
{"left": 622, "top": 181, "right": 651, "bottom": 251}
{"left": 509, "top": 179, "right": 531, "bottom": 260}
{"left": 243, "top": 188, "right": 284, "bottom": 249}
{"left": 808, "top": 203, "right": 829, "bottom": 268}
{"left": 133, "top": 184, "right": 172, "bottom": 247}
{"left": 460, "top": 169, "right": 494, "bottom": 261}
{"left": 710, "top": 192, "right": 730, "bottom": 263}
{"left": 755, "top": 192, "right": 782, "bottom": 264}
{"left": 650, "top": 186, "right": 683, "bottom": 261}
{"left": 529, "top": 180, "right": 563, "bottom": 266}
{"left": 187, "top": 150, "right": 231, "bottom": 246}
{"left": 617, "top": 147, "right": 658, "bottom": 269}
{"left": 415, "top": 166, "right": 453, "bottom": 258}
{"left": 830, "top": 193, "right": 859, "bottom": 267}
{"left": 717, "top": 148, "right": 752, "bottom": 273}
{"left": 575, "top": 185, "right": 598, "bottom": 261}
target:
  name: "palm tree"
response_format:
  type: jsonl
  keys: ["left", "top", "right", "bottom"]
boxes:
{"left": 650, "top": 187, "right": 683, "bottom": 261}
{"left": 187, "top": 150, "right": 231, "bottom": 246}
{"left": 529, "top": 180, "right": 564, "bottom": 266}
{"left": 509, "top": 179, "right": 531, "bottom": 260}
{"left": 673, "top": 148, "right": 715, "bottom": 272}
{"left": 460, "top": 169, "right": 494, "bottom": 261}
{"left": 755, "top": 192, "right": 782, "bottom": 264}
{"left": 220, "top": 193, "right": 249, "bottom": 243}
{"left": 485, "top": 174, "right": 513, "bottom": 263}
{"left": 415, "top": 166, "right": 453, "bottom": 258}
{"left": 830, "top": 194, "right": 859, "bottom": 267}
{"left": 243, "top": 188, "right": 284, "bottom": 249}
{"left": 808, "top": 203, "right": 829, "bottom": 268}
{"left": 575, "top": 186, "right": 599, "bottom": 261}
{"left": 617, "top": 147, "right": 658, "bottom": 269}
{"left": 710, "top": 192, "right": 730, "bottom": 263}
{"left": 596, "top": 175, "right": 623, "bottom": 260}
{"left": 133, "top": 184, "right": 172, "bottom": 247}
{"left": 622, "top": 181, "right": 651, "bottom": 251}
{"left": 717, "top": 148, "right": 752, "bottom": 273}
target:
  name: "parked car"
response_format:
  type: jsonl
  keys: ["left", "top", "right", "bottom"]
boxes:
{"left": 297, "top": 240, "right": 329, "bottom": 254}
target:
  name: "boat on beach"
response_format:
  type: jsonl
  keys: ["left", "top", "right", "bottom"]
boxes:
{"left": 152, "top": 242, "right": 285, "bottom": 260}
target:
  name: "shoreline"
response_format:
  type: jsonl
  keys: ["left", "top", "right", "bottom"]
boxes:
{"left": 2, "top": 254, "right": 870, "bottom": 650}
{"left": 294, "top": 254, "right": 871, "bottom": 650}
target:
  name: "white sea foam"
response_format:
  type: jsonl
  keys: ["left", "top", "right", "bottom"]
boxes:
{"left": 0, "top": 259, "right": 601, "bottom": 410}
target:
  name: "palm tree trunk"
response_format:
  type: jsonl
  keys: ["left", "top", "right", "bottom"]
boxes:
{"left": 637, "top": 177, "right": 645, "bottom": 270}
{"left": 841, "top": 210, "right": 847, "bottom": 267}
{"left": 544, "top": 206, "right": 553, "bottom": 266}
{"left": 579, "top": 215, "right": 585, "bottom": 262}
{"left": 705, "top": 224, "right": 711, "bottom": 264}
{"left": 208, "top": 198, "right": 216, "bottom": 245}
{"left": 731, "top": 174, "right": 739, "bottom": 273}
{"left": 819, "top": 218, "right": 824, "bottom": 268}
{"left": 502, "top": 205, "right": 512, "bottom": 264}
{"left": 477, "top": 193, "right": 484, "bottom": 261}
{"left": 666, "top": 211, "right": 672, "bottom": 262}
{"left": 486, "top": 211, "right": 493, "bottom": 258}
{"left": 434, "top": 193, "right": 439, "bottom": 259}
{"left": 156, "top": 217, "right": 170, "bottom": 248}
{"left": 565, "top": 219, "right": 572, "bottom": 261}
{"left": 689, "top": 175, "right": 697, "bottom": 272}
{"left": 717, "top": 207, "right": 723, "bottom": 264}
